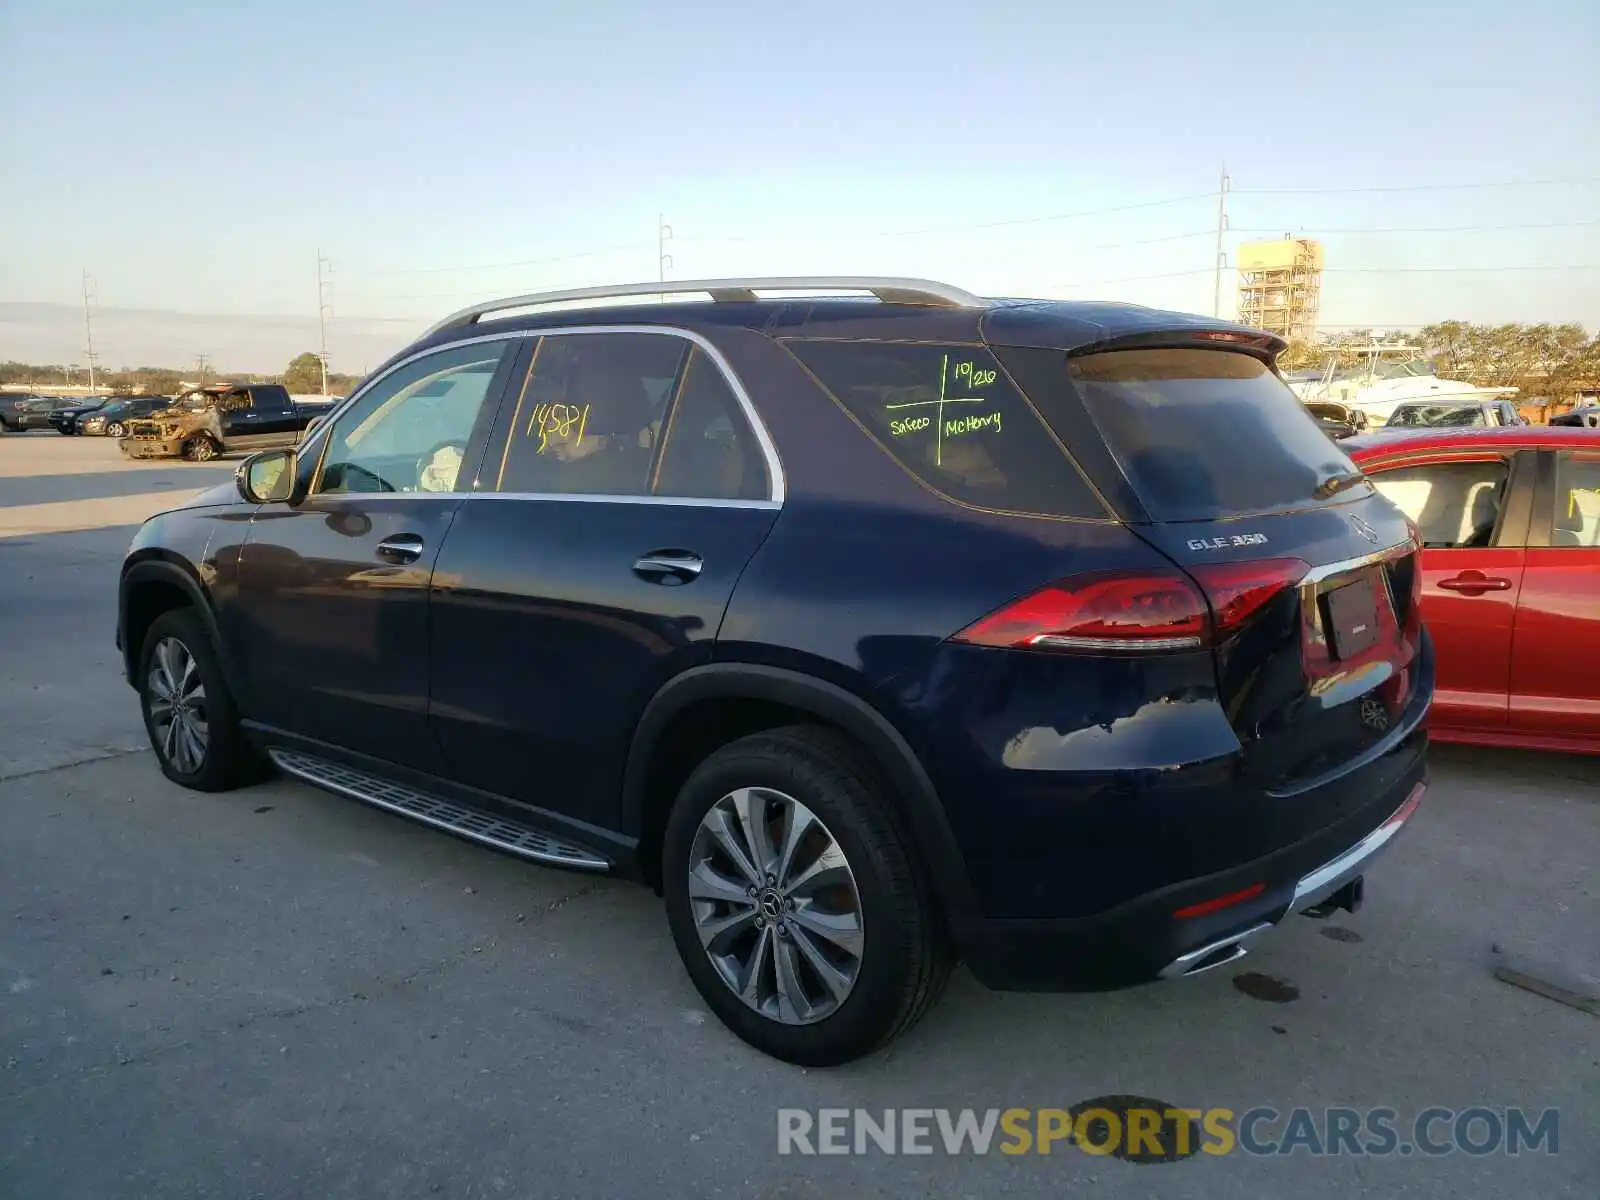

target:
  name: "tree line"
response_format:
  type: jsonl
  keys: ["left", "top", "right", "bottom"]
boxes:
{"left": 1280, "top": 323, "right": 1598, "bottom": 400}
{"left": 0, "top": 351, "right": 363, "bottom": 397}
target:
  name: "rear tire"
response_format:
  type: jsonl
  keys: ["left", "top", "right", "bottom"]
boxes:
{"left": 138, "top": 609, "right": 261, "bottom": 792}
{"left": 662, "top": 726, "right": 952, "bottom": 1066}
{"left": 105, "top": 421, "right": 126, "bottom": 438}
{"left": 183, "top": 435, "right": 218, "bottom": 462}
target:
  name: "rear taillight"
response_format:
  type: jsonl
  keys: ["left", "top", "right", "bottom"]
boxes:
{"left": 952, "top": 559, "right": 1308, "bottom": 653}
{"left": 1189, "top": 559, "right": 1310, "bottom": 634}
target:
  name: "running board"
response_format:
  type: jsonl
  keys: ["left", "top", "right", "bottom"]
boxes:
{"left": 268, "top": 749, "right": 611, "bottom": 871}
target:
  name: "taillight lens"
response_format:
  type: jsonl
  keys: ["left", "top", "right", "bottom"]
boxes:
{"left": 1189, "top": 558, "right": 1310, "bottom": 635}
{"left": 952, "top": 559, "right": 1309, "bottom": 654}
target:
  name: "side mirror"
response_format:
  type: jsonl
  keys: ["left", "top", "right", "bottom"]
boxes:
{"left": 236, "top": 449, "right": 298, "bottom": 504}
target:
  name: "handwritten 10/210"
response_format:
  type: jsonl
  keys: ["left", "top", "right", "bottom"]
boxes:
{"left": 884, "top": 357, "right": 1003, "bottom": 457}
{"left": 526, "top": 402, "right": 590, "bottom": 454}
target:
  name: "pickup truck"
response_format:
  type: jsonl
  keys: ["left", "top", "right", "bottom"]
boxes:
{"left": 119, "top": 385, "right": 329, "bottom": 461}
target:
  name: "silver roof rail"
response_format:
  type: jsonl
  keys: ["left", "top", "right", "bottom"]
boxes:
{"left": 422, "top": 276, "right": 987, "bottom": 338}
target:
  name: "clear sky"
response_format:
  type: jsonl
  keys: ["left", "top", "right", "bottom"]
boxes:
{"left": 2, "top": 0, "right": 1597, "bottom": 371}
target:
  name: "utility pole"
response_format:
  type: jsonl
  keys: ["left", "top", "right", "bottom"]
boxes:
{"left": 81, "top": 271, "right": 99, "bottom": 393}
{"left": 658, "top": 214, "right": 673, "bottom": 301}
{"left": 195, "top": 353, "right": 211, "bottom": 386}
{"left": 316, "top": 248, "right": 333, "bottom": 396}
{"left": 1212, "top": 164, "right": 1230, "bottom": 318}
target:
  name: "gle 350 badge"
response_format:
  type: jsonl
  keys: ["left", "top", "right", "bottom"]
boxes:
{"left": 1187, "top": 532, "right": 1269, "bottom": 551}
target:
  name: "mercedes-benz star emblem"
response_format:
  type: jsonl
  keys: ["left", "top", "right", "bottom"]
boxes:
{"left": 1350, "top": 514, "right": 1381, "bottom": 545}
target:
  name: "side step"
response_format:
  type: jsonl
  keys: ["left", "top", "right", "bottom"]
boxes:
{"left": 268, "top": 749, "right": 611, "bottom": 872}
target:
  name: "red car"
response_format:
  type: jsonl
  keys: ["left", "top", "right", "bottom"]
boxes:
{"left": 1345, "top": 426, "right": 1600, "bottom": 754}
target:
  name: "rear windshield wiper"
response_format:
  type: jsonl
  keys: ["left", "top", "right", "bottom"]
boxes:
{"left": 1312, "top": 471, "right": 1367, "bottom": 499}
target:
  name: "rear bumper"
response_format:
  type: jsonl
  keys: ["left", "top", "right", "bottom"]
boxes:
{"left": 955, "top": 756, "right": 1428, "bottom": 991}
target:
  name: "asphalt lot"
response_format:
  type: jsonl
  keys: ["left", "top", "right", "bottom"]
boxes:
{"left": 2, "top": 431, "right": 1596, "bottom": 1199}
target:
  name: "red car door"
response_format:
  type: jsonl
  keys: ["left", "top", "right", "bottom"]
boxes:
{"left": 1364, "top": 451, "right": 1530, "bottom": 734}
{"left": 1508, "top": 447, "right": 1600, "bottom": 749}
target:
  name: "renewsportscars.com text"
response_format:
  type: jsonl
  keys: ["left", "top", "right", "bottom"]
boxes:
{"left": 777, "top": 1106, "right": 1560, "bottom": 1158}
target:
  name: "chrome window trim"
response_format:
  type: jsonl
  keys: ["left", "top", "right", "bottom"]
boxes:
{"left": 293, "top": 491, "right": 779, "bottom": 511}
{"left": 302, "top": 325, "right": 784, "bottom": 505}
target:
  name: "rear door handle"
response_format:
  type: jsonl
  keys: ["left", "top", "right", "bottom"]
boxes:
{"left": 1437, "top": 573, "right": 1512, "bottom": 594}
{"left": 633, "top": 550, "right": 703, "bottom": 584}
{"left": 376, "top": 534, "right": 425, "bottom": 563}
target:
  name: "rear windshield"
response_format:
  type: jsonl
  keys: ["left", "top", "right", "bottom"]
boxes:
{"left": 783, "top": 340, "right": 1106, "bottom": 518}
{"left": 1064, "top": 348, "right": 1365, "bottom": 521}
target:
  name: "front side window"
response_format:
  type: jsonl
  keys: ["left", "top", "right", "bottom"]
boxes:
{"left": 1368, "top": 458, "right": 1511, "bottom": 549}
{"left": 315, "top": 341, "right": 511, "bottom": 495}
{"left": 1552, "top": 450, "right": 1600, "bottom": 547}
{"left": 784, "top": 339, "right": 1103, "bottom": 518}
{"left": 493, "top": 333, "right": 689, "bottom": 496}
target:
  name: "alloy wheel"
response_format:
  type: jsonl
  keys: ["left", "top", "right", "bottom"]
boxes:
{"left": 687, "top": 787, "right": 864, "bottom": 1025}
{"left": 106, "top": 422, "right": 125, "bottom": 438}
{"left": 147, "top": 637, "right": 209, "bottom": 774}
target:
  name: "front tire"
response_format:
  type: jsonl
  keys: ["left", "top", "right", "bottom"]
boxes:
{"left": 183, "top": 435, "right": 218, "bottom": 462}
{"left": 662, "top": 726, "right": 952, "bottom": 1066}
{"left": 138, "top": 609, "right": 260, "bottom": 792}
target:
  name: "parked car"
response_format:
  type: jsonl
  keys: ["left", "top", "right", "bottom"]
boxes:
{"left": 1306, "top": 400, "right": 1367, "bottom": 440}
{"left": 1, "top": 395, "right": 83, "bottom": 432}
{"left": 118, "top": 384, "right": 319, "bottom": 461}
{"left": 1379, "top": 398, "right": 1527, "bottom": 430}
{"left": 48, "top": 397, "right": 111, "bottom": 434}
{"left": 118, "top": 276, "right": 1432, "bottom": 1064}
{"left": 1550, "top": 403, "right": 1600, "bottom": 429}
{"left": 81, "top": 396, "right": 172, "bottom": 438}
{"left": 1346, "top": 425, "right": 1600, "bottom": 754}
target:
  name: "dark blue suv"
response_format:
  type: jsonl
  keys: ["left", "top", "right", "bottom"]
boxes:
{"left": 117, "top": 277, "right": 1432, "bottom": 1064}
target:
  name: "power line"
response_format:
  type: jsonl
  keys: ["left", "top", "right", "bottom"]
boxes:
{"left": 1231, "top": 220, "right": 1599, "bottom": 235}
{"left": 1232, "top": 176, "right": 1600, "bottom": 196}
{"left": 357, "top": 240, "right": 654, "bottom": 277}
{"left": 1060, "top": 267, "right": 1216, "bottom": 287}
{"left": 1321, "top": 264, "right": 1600, "bottom": 273}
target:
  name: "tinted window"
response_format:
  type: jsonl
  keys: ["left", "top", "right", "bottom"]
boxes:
{"left": 652, "top": 348, "right": 768, "bottom": 501}
{"left": 1553, "top": 450, "right": 1600, "bottom": 547}
{"left": 316, "top": 341, "right": 510, "bottom": 495}
{"left": 784, "top": 340, "right": 1104, "bottom": 518}
{"left": 493, "top": 333, "right": 688, "bottom": 496}
{"left": 1369, "top": 459, "right": 1510, "bottom": 548}
{"left": 1061, "top": 349, "right": 1362, "bottom": 521}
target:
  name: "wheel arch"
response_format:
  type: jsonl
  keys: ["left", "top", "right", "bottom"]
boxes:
{"left": 119, "top": 557, "right": 233, "bottom": 688}
{"left": 621, "top": 663, "right": 979, "bottom": 926}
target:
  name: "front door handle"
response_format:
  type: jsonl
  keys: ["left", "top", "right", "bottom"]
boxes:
{"left": 376, "top": 533, "right": 425, "bottom": 564}
{"left": 633, "top": 549, "right": 703, "bottom": 584}
{"left": 1437, "top": 572, "right": 1512, "bottom": 595}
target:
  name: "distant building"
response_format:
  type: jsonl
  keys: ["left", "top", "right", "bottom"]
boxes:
{"left": 1237, "top": 237, "right": 1323, "bottom": 342}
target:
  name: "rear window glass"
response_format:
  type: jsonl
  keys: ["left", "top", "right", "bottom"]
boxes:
{"left": 783, "top": 340, "right": 1105, "bottom": 518}
{"left": 1063, "top": 348, "right": 1365, "bottom": 521}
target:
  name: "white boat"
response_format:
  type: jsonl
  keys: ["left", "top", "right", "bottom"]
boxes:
{"left": 1289, "top": 343, "right": 1516, "bottom": 426}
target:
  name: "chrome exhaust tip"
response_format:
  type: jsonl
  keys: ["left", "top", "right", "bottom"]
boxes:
{"left": 1157, "top": 922, "right": 1272, "bottom": 980}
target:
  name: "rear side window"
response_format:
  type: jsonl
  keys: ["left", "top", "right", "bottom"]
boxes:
{"left": 494, "top": 333, "right": 689, "bottom": 496}
{"left": 652, "top": 348, "right": 769, "bottom": 501}
{"left": 1060, "top": 348, "right": 1362, "bottom": 521}
{"left": 783, "top": 340, "right": 1104, "bottom": 518}
{"left": 1553, "top": 451, "right": 1600, "bottom": 547}
{"left": 1368, "top": 459, "right": 1510, "bottom": 548}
